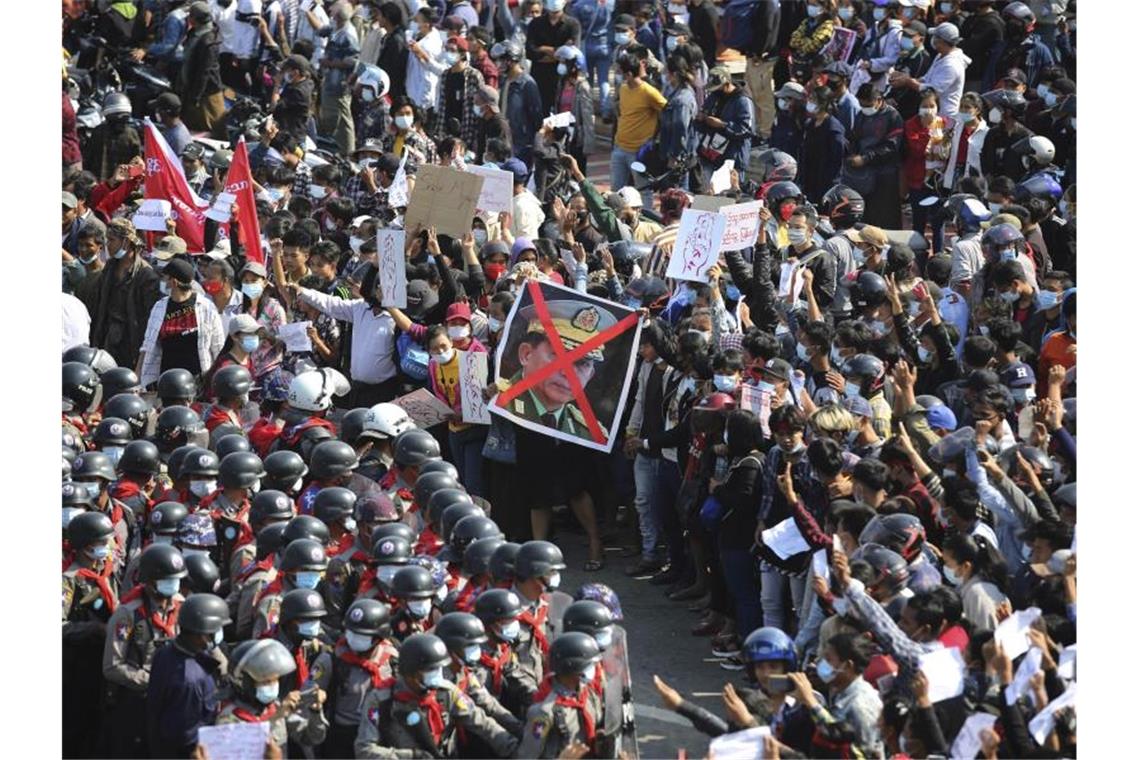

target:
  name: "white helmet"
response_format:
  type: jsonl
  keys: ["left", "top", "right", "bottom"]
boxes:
{"left": 287, "top": 368, "right": 351, "bottom": 412}
{"left": 362, "top": 403, "right": 415, "bottom": 440}
{"left": 1026, "top": 135, "right": 1055, "bottom": 165}
{"left": 357, "top": 65, "right": 390, "bottom": 103}
{"left": 101, "top": 92, "right": 132, "bottom": 119}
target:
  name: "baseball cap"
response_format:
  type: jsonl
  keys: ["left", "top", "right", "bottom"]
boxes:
{"left": 824, "top": 60, "right": 853, "bottom": 79}
{"left": 448, "top": 36, "right": 470, "bottom": 53}
{"left": 502, "top": 158, "right": 529, "bottom": 184}
{"left": 62, "top": 191, "right": 78, "bottom": 209}
{"left": 205, "top": 238, "right": 232, "bottom": 261}
{"left": 445, "top": 302, "right": 472, "bottom": 325}
{"left": 475, "top": 85, "right": 500, "bottom": 113}
{"left": 618, "top": 186, "right": 643, "bottom": 209}
{"left": 241, "top": 261, "right": 269, "bottom": 279}
{"left": 926, "top": 405, "right": 957, "bottom": 431}
{"left": 845, "top": 225, "right": 889, "bottom": 248}
{"left": 162, "top": 258, "right": 195, "bottom": 285}
{"left": 999, "top": 362, "right": 1037, "bottom": 389}
{"left": 153, "top": 235, "right": 188, "bottom": 261}
{"left": 665, "top": 22, "right": 692, "bottom": 37}
{"left": 706, "top": 66, "right": 731, "bottom": 92}
{"left": 844, "top": 395, "right": 873, "bottom": 419}
{"left": 149, "top": 92, "right": 182, "bottom": 113}
{"left": 282, "top": 53, "right": 312, "bottom": 75}
{"left": 228, "top": 313, "right": 261, "bottom": 336}
{"left": 405, "top": 279, "right": 439, "bottom": 320}
{"left": 614, "top": 13, "right": 634, "bottom": 30}
{"left": 353, "top": 138, "right": 385, "bottom": 158}
{"left": 188, "top": 2, "right": 212, "bottom": 24}
{"left": 775, "top": 82, "right": 806, "bottom": 100}
{"left": 932, "top": 22, "right": 960, "bottom": 44}
{"left": 904, "top": 20, "right": 928, "bottom": 37}
{"left": 761, "top": 358, "right": 793, "bottom": 384}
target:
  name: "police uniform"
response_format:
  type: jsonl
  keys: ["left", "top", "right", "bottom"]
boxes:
{"left": 512, "top": 589, "right": 555, "bottom": 700}
{"left": 230, "top": 558, "right": 277, "bottom": 641}
{"left": 252, "top": 576, "right": 295, "bottom": 640}
{"left": 355, "top": 678, "right": 519, "bottom": 759}
{"left": 501, "top": 301, "right": 615, "bottom": 443}
{"left": 324, "top": 536, "right": 374, "bottom": 629}
{"left": 101, "top": 588, "right": 183, "bottom": 756}
{"left": 326, "top": 637, "right": 399, "bottom": 758}
{"left": 451, "top": 664, "right": 523, "bottom": 736}
{"left": 378, "top": 470, "right": 419, "bottom": 533}
{"left": 215, "top": 691, "right": 328, "bottom": 751}
{"left": 390, "top": 608, "right": 434, "bottom": 643}
{"left": 516, "top": 680, "right": 604, "bottom": 759}
{"left": 272, "top": 628, "right": 333, "bottom": 758}
{"left": 201, "top": 490, "right": 254, "bottom": 589}
{"left": 62, "top": 557, "right": 120, "bottom": 758}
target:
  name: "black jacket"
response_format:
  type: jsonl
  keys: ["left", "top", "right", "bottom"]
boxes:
{"left": 273, "top": 78, "right": 315, "bottom": 145}
{"left": 377, "top": 25, "right": 409, "bottom": 99}
{"left": 688, "top": 0, "right": 720, "bottom": 69}
{"left": 748, "top": 0, "right": 782, "bottom": 59}
{"left": 959, "top": 9, "right": 1005, "bottom": 81}
{"left": 180, "top": 22, "right": 223, "bottom": 105}
{"left": 90, "top": 255, "right": 161, "bottom": 370}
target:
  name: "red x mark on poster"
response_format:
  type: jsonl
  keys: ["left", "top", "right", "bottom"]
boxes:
{"left": 495, "top": 281, "right": 640, "bottom": 445}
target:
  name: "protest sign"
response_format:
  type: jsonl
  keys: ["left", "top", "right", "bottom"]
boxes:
{"left": 718, "top": 200, "right": 763, "bottom": 252}
{"left": 204, "top": 192, "right": 236, "bottom": 223}
{"left": 143, "top": 120, "right": 207, "bottom": 251}
{"left": 709, "top": 726, "right": 771, "bottom": 760}
{"left": 387, "top": 151, "right": 409, "bottom": 208}
{"left": 132, "top": 199, "right": 172, "bottom": 232}
{"left": 376, "top": 228, "right": 407, "bottom": 308}
{"left": 665, "top": 209, "right": 727, "bottom": 283}
{"left": 466, "top": 163, "right": 513, "bottom": 214}
{"left": 393, "top": 388, "right": 454, "bottom": 429}
{"left": 404, "top": 164, "right": 483, "bottom": 238}
{"left": 459, "top": 350, "right": 491, "bottom": 424}
{"left": 690, "top": 194, "right": 735, "bottom": 212}
{"left": 277, "top": 321, "right": 312, "bottom": 353}
{"left": 198, "top": 722, "right": 270, "bottom": 760}
{"left": 491, "top": 279, "right": 641, "bottom": 452}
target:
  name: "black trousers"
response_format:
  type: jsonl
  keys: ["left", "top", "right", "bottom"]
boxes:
{"left": 345, "top": 377, "right": 399, "bottom": 409}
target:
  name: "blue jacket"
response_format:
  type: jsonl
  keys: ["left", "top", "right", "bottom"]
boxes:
{"left": 568, "top": 0, "right": 612, "bottom": 59}
{"left": 799, "top": 114, "right": 848, "bottom": 203}
{"left": 698, "top": 89, "right": 755, "bottom": 170}
{"left": 147, "top": 7, "right": 187, "bottom": 63}
{"left": 146, "top": 641, "right": 222, "bottom": 759}
{"left": 505, "top": 73, "right": 544, "bottom": 154}
{"left": 659, "top": 85, "right": 698, "bottom": 158}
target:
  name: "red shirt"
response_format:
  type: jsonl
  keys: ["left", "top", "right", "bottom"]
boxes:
{"left": 903, "top": 116, "right": 934, "bottom": 190}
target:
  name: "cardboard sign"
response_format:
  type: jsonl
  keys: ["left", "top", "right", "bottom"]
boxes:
{"left": 465, "top": 164, "right": 514, "bottom": 215}
{"left": 404, "top": 164, "right": 484, "bottom": 238}
{"left": 393, "top": 387, "right": 454, "bottom": 428}
{"left": 132, "top": 199, "right": 172, "bottom": 232}
{"left": 376, "top": 228, "right": 407, "bottom": 308}
{"left": 665, "top": 208, "right": 727, "bottom": 283}
{"left": 459, "top": 350, "right": 491, "bottom": 424}
{"left": 718, "top": 200, "right": 763, "bottom": 252}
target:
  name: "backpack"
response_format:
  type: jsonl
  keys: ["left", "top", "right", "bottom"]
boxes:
{"left": 721, "top": 0, "right": 760, "bottom": 53}
{"left": 396, "top": 332, "right": 430, "bottom": 382}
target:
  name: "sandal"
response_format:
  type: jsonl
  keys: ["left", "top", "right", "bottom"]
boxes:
{"left": 583, "top": 557, "right": 606, "bottom": 572}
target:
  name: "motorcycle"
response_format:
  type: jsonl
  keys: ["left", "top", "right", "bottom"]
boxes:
{"left": 73, "top": 33, "right": 173, "bottom": 117}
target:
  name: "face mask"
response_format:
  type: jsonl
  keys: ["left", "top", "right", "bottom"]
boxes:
{"left": 151, "top": 534, "right": 174, "bottom": 545}
{"left": 468, "top": 227, "right": 488, "bottom": 247}
{"left": 557, "top": 63, "right": 569, "bottom": 76}
{"left": 665, "top": 36, "right": 679, "bottom": 52}
{"left": 869, "top": 319, "right": 891, "bottom": 338}
{"left": 422, "top": 667, "right": 447, "bottom": 689}
{"left": 159, "top": 280, "right": 171, "bottom": 296}
{"left": 394, "top": 114, "right": 414, "bottom": 131}
{"left": 988, "top": 201, "right": 1004, "bottom": 216}
{"left": 873, "top": 8, "right": 886, "bottom": 21}
{"left": 917, "top": 345, "right": 932, "bottom": 363}
{"left": 1036, "top": 290, "right": 1060, "bottom": 311}
{"left": 919, "top": 106, "right": 937, "bottom": 118}
{"left": 545, "top": 571, "right": 562, "bottom": 591}
{"left": 447, "top": 325, "right": 471, "bottom": 341}
{"left": 1043, "top": 91, "right": 1058, "bottom": 108}
{"left": 961, "top": 110, "right": 977, "bottom": 124}
{"left": 988, "top": 107, "right": 1003, "bottom": 124}
{"left": 101, "top": 446, "right": 125, "bottom": 467}
{"left": 189, "top": 480, "right": 216, "bottom": 498}
{"left": 713, "top": 375, "right": 738, "bottom": 393}
{"left": 999, "top": 290, "right": 1019, "bottom": 304}
{"left": 203, "top": 279, "right": 225, "bottom": 296}
{"left": 777, "top": 98, "right": 790, "bottom": 111}
{"left": 940, "top": 1, "right": 954, "bottom": 12}
{"left": 256, "top": 681, "right": 280, "bottom": 705}
{"left": 407, "top": 599, "right": 433, "bottom": 618}
{"left": 830, "top": 347, "right": 848, "bottom": 367}
{"left": 998, "top": 248, "right": 1017, "bottom": 262}
{"left": 310, "top": 184, "right": 330, "bottom": 201}
{"left": 845, "top": 381, "right": 861, "bottom": 399}
{"left": 487, "top": 317, "right": 504, "bottom": 334}
{"left": 816, "top": 658, "right": 838, "bottom": 683}
{"left": 155, "top": 577, "right": 181, "bottom": 597}
{"left": 616, "top": 32, "right": 631, "bottom": 45}
{"left": 240, "top": 335, "right": 261, "bottom": 353}
{"left": 297, "top": 619, "right": 321, "bottom": 638}
{"left": 498, "top": 619, "right": 520, "bottom": 641}
{"left": 463, "top": 644, "right": 483, "bottom": 664}
{"left": 294, "top": 571, "right": 322, "bottom": 589}
{"left": 111, "top": 247, "right": 128, "bottom": 260}
{"left": 901, "top": 37, "right": 915, "bottom": 51}
{"left": 796, "top": 344, "right": 811, "bottom": 363}
{"left": 1011, "top": 387, "right": 1036, "bottom": 404}
{"left": 435, "top": 348, "right": 456, "bottom": 364}
{"left": 86, "top": 541, "right": 111, "bottom": 561}
{"left": 582, "top": 662, "right": 598, "bottom": 682}
{"left": 752, "top": 380, "right": 776, "bottom": 397}
{"left": 943, "top": 564, "right": 962, "bottom": 586}
{"left": 442, "top": 51, "right": 459, "bottom": 67}
{"left": 861, "top": 106, "right": 878, "bottom": 116}
{"left": 544, "top": 0, "right": 565, "bottom": 11}
{"left": 78, "top": 251, "right": 99, "bottom": 265}
{"left": 346, "top": 629, "right": 374, "bottom": 652}
{"left": 787, "top": 228, "right": 808, "bottom": 245}
{"left": 242, "top": 282, "right": 264, "bottom": 300}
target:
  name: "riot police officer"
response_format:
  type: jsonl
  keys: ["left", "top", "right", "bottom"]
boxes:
{"left": 420, "top": 488, "right": 476, "bottom": 556}
{"left": 274, "top": 588, "right": 334, "bottom": 757}
{"left": 203, "top": 451, "right": 265, "bottom": 587}
{"left": 262, "top": 449, "right": 309, "bottom": 502}
{"left": 434, "top": 612, "right": 523, "bottom": 740}
{"left": 380, "top": 429, "right": 442, "bottom": 526}
{"left": 112, "top": 439, "right": 162, "bottom": 524}
{"left": 73, "top": 450, "right": 136, "bottom": 565}
{"left": 511, "top": 541, "right": 567, "bottom": 695}
{"left": 390, "top": 565, "right": 438, "bottom": 641}
{"left": 444, "top": 536, "right": 504, "bottom": 614}
{"left": 472, "top": 588, "right": 531, "bottom": 711}
{"left": 326, "top": 599, "right": 400, "bottom": 758}
{"left": 253, "top": 538, "right": 329, "bottom": 638}
{"left": 205, "top": 364, "right": 253, "bottom": 432}
{"left": 230, "top": 522, "right": 288, "bottom": 640}
{"left": 299, "top": 440, "right": 360, "bottom": 515}
{"left": 517, "top": 632, "right": 604, "bottom": 759}
{"left": 324, "top": 491, "right": 399, "bottom": 628}
{"left": 312, "top": 486, "right": 359, "bottom": 557}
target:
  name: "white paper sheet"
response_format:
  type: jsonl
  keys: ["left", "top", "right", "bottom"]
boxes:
{"left": 542, "top": 111, "right": 576, "bottom": 129}
{"left": 993, "top": 606, "right": 1041, "bottom": 661}
{"left": 465, "top": 163, "right": 514, "bottom": 215}
{"left": 778, "top": 261, "right": 806, "bottom": 303}
{"left": 812, "top": 549, "right": 830, "bottom": 586}
{"left": 1057, "top": 644, "right": 1076, "bottom": 681}
{"left": 132, "top": 199, "right": 172, "bottom": 232}
{"left": 949, "top": 712, "right": 997, "bottom": 760}
{"left": 387, "top": 151, "right": 410, "bottom": 208}
{"left": 718, "top": 200, "right": 763, "bottom": 253}
{"left": 738, "top": 383, "right": 772, "bottom": 437}
{"left": 665, "top": 209, "right": 727, "bottom": 283}
{"left": 376, "top": 228, "right": 407, "bottom": 308}
{"left": 919, "top": 646, "right": 966, "bottom": 703}
{"left": 204, "top": 191, "right": 237, "bottom": 223}
{"left": 459, "top": 350, "right": 491, "bottom": 424}
{"left": 1028, "top": 683, "right": 1077, "bottom": 745}
{"left": 761, "top": 517, "right": 810, "bottom": 560}
{"left": 278, "top": 321, "right": 312, "bottom": 353}
{"left": 198, "top": 722, "right": 271, "bottom": 760}
{"left": 709, "top": 725, "right": 771, "bottom": 760}
{"left": 1005, "top": 645, "right": 1043, "bottom": 706}
{"left": 709, "top": 159, "right": 734, "bottom": 195}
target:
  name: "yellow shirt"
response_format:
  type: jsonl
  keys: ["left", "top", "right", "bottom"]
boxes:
{"left": 615, "top": 79, "right": 667, "bottom": 152}
{"left": 432, "top": 353, "right": 468, "bottom": 432}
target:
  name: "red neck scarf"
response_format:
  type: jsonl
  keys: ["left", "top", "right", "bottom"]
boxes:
{"left": 208, "top": 493, "right": 254, "bottom": 553}
{"left": 479, "top": 641, "right": 512, "bottom": 694}
{"left": 120, "top": 586, "right": 181, "bottom": 638}
{"left": 230, "top": 702, "right": 279, "bottom": 723}
{"left": 394, "top": 689, "right": 445, "bottom": 745}
{"left": 293, "top": 643, "right": 309, "bottom": 687}
{"left": 554, "top": 685, "right": 596, "bottom": 746}
{"left": 337, "top": 640, "right": 395, "bottom": 689}
{"left": 414, "top": 526, "right": 443, "bottom": 556}
{"left": 75, "top": 559, "right": 117, "bottom": 612}
{"left": 254, "top": 575, "right": 285, "bottom": 609}
{"left": 237, "top": 556, "right": 276, "bottom": 585}
{"left": 328, "top": 532, "right": 356, "bottom": 558}
{"left": 454, "top": 580, "right": 484, "bottom": 613}
{"left": 518, "top": 601, "right": 550, "bottom": 656}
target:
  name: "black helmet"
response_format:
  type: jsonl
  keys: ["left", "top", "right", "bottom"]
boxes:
{"left": 256, "top": 522, "right": 289, "bottom": 561}
{"left": 214, "top": 434, "right": 252, "bottom": 460}
{"left": 754, "top": 148, "right": 798, "bottom": 183}
{"left": 852, "top": 543, "right": 910, "bottom": 597}
{"left": 474, "top": 588, "right": 524, "bottom": 625}
{"left": 212, "top": 365, "right": 252, "bottom": 401}
{"left": 549, "top": 632, "right": 602, "bottom": 676}
{"left": 392, "top": 429, "right": 441, "bottom": 468}
{"left": 209, "top": 423, "right": 245, "bottom": 451}
{"left": 119, "top": 439, "right": 161, "bottom": 476}
{"left": 154, "top": 406, "right": 207, "bottom": 452}
{"left": 158, "top": 368, "right": 197, "bottom": 405}
{"left": 418, "top": 460, "right": 460, "bottom": 481}
{"left": 313, "top": 486, "right": 357, "bottom": 525}
{"left": 397, "top": 633, "right": 451, "bottom": 677}
{"left": 167, "top": 445, "right": 201, "bottom": 481}
{"left": 859, "top": 513, "right": 926, "bottom": 563}
{"left": 371, "top": 534, "right": 413, "bottom": 565}
{"left": 414, "top": 471, "right": 461, "bottom": 514}
{"left": 344, "top": 598, "right": 392, "bottom": 637}
{"left": 441, "top": 503, "right": 483, "bottom": 543}
{"left": 73, "top": 451, "right": 117, "bottom": 482}
{"left": 63, "top": 361, "right": 102, "bottom": 414}
{"left": 62, "top": 481, "right": 95, "bottom": 509}
{"left": 177, "top": 593, "right": 232, "bottom": 634}
{"left": 149, "top": 501, "right": 189, "bottom": 536}
{"left": 982, "top": 88, "right": 1027, "bottom": 117}
{"left": 309, "top": 440, "right": 359, "bottom": 481}
{"left": 263, "top": 450, "right": 308, "bottom": 492}
{"left": 280, "top": 588, "right": 327, "bottom": 623}
{"left": 764, "top": 180, "right": 804, "bottom": 209}
{"left": 427, "top": 488, "right": 475, "bottom": 527}
{"left": 63, "top": 345, "right": 116, "bottom": 373}
{"left": 372, "top": 522, "right": 417, "bottom": 545}
{"left": 100, "top": 367, "right": 142, "bottom": 399}
{"left": 283, "top": 515, "right": 332, "bottom": 546}
{"left": 218, "top": 451, "right": 265, "bottom": 489}
{"left": 820, "top": 185, "right": 865, "bottom": 228}
{"left": 63, "top": 430, "right": 85, "bottom": 457}
{"left": 490, "top": 39, "right": 524, "bottom": 62}
{"left": 463, "top": 537, "right": 505, "bottom": 578}
{"left": 180, "top": 448, "right": 221, "bottom": 479}
{"left": 981, "top": 223, "right": 1027, "bottom": 261}
{"left": 392, "top": 565, "right": 436, "bottom": 599}
{"left": 442, "top": 515, "right": 503, "bottom": 563}
{"left": 562, "top": 600, "right": 613, "bottom": 636}
{"left": 104, "top": 393, "right": 152, "bottom": 439}
{"left": 1001, "top": 0, "right": 1034, "bottom": 23}
{"left": 1014, "top": 444, "right": 1054, "bottom": 488}
{"left": 251, "top": 490, "right": 296, "bottom": 526}
{"left": 184, "top": 552, "right": 221, "bottom": 594}
{"left": 844, "top": 354, "right": 886, "bottom": 396}
{"left": 68, "top": 511, "right": 114, "bottom": 551}
{"left": 338, "top": 408, "right": 371, "bottom": 446}
{"left": 280, "top": 538, "right": 329, "bottom": 572}
{"left": 489, "top": 542, "right": 521, "bottom": 585}
{"left": 851, "top": 271, "right": 888, "bottom": 309}
{"left": 434, "top": 612, "right": 488, "bottom": 654}
{"left": 514, "top": 540, "right": 566, "bottom": 581}
{"left": 297, "top": 425, "right": 336, "bottom": 463}
{"left": 94, "top": 417, "right": 133, "bottom": 447}
{"left": 138, "top": 543, "right": 190, "bottom": 582}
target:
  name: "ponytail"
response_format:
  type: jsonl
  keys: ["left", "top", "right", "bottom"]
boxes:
{"left": 945, "top": 533, "right": 1009, "bottom": 594}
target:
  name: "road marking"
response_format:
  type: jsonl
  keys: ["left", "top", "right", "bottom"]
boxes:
{"left": 633, "top": 702, "right": 692, "bottom": 727}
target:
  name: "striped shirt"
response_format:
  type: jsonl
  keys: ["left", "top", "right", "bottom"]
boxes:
{"left": 644, "top": 222, "right": 680, "bottom": 279}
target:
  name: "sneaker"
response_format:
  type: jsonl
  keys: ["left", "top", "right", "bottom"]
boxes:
{"left": 649, "top": 567, "right": 682, "bottom": 586}
{"left": 719, "top": 655, "right": 746, "bottom": 671}
{"left": 711, "top": 635, "right": 741, "bottom": 658}
{"left": 624, "top": 556, "right": 663, "bottom": 577}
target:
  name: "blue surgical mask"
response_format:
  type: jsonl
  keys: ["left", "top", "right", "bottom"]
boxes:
{"left": 488, "top": 317, "right": 504, "bottom": 333}
{"left": 873, "top": 8, "right": 886, "bottom": 21}
{"left": 240, "top": 335, "right": 260, "bottom": 353}
{"left": 830, "top": 347, "right": 847, "bottom": 367}
{"left": 665, "top": 36, "right": 679, "bottom": 52}
{"left": 297, "top": 620, "right": 321, "bottom": 638}
{"left": 346, "top": 630, "right": 374, "bottom": 652}
{"left": 242, "top": 282, "right": 264, "bottom": 300}
{"left": 111, "top": 247, "right": 127, "bottom": 260}
{"left": 595, "top": 627, "right": 613, "bottom": 650}
{"left": 806, "top": 4, "right": 822, "bottom": 18}
{"left": 998, "top": 249, "right": 1017, "bottom": 262}
{"left": 1043, "top": 91, "right": 1058, "bottom": 108}
{"left": 999, "top": 290, "right": 1019, "bottom": 303}
{"left": 1036, "top": 290, "right": 1061, "bottom": 311}
{"left": 343, "top": 517, "right": 357, "bottom": 533}
{"left": 1036, "top": 84, "right": 1051, "bottom": 99}
{"left": 256, "top": 681, "right": 280, "bottom": 705}
{"left": 423, "top": 667, "right": 447, "bottom": 688}
{"left": 940, "top": 1, "right": 954, "bottom": 13}
{"left": 845, "top": 381, "right": 861, "bottom": 399}
{"left": 545, "top": 572, "right": 561, "bottom": 591}
{"left": 917, "top": 345, "right": 932, "bottom": 363}
{"left": 582, "top": 662, "right": 598, "bottom": 682}
{"left": 816, "top": 658, "right": 837, "bottom": 683}
{"left": 943, "top": 564, "right": 962, "bottom": 586}
{"left": 1011, "top": 387, "right": 1036, "bottom": 404}
{"left": 407, "top": 599, "right": 433, "bottom": 618}
{"left": 900, "top": 37, "right": 915, "bottom": 51}
{"left": 713, "top": 374, "right": 737, "bottom": 393}
{"left": 88, "top": 543, "right": 111, "bottom": 561}
{"left": 498, "top": 619, "right": 520, "bottom": 641}
{"left": 756, "top": 380, "right": 777, "bottom": 395}
{"left": 189, "top": 479, "right": 216, "bottom": 498}
{"left": 159, "top": 280, "right": 171, "bottom": 296}
{"left": 796, "top": 343, "right": 811, "bottom": 363}
{"left": 557, "top": 63, "right": 568, "bottom": 76}
{"left": 155, "top": 578, "right": 181, "bottom": 597}
{"left": 464, "top": 644, "right": 483, "bottom": 664}
{"left": 615, "top": 32, "right": 631, "bottom": 45}
{"left": 102, "top": 446, "right": 125, "bottom": 466}
{"left": 294, "top": 571, "right": 322, "bottom": 589}
{"left": 838, "top": 7, "right": 854, "bottom": 21}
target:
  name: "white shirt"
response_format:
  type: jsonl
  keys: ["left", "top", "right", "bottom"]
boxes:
{"left": 299, "top": 289, "right": 397, "bottom": 384}
{"left": 213, "top": 0, "right": 260, "bottom": 57}
{"left": 949, "top": 231, "right": 984, "bottom": 284}
{"left": 919, "top": 48, "right": 970, "bottom": 117}
{"left": 62, "top": 293, "right": 91, "bottom": 352}
{"left": 139, "top": 295, "right": 226, "bottom": 386}
{"left": 217, "top": 288, "right": 245, "bottom": 335}
{"left": 942, "top": 117, "right": 988, "bottom": 190}
{"left": 511, "top": 190, "right": 546, "bottom": 240}
{"left": 297, "top": 4, "right": 331, "bottom": 68}
{"left": 405, "top": 28, "right": 445, "bottom": 110}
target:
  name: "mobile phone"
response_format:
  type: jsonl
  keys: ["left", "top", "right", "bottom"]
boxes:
{"left": 913, "top": 282, "right": 928, "bottom": 302}
{"left": 767, "top": 675, "right": 795, "bottom": 694}
{"left": 128, "top": 164, "right": 143, "bottom": 179}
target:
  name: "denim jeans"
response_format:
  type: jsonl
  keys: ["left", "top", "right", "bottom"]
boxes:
{"left": 719, "top": 541, "right": 763, "bottom": 638}
{"left": 587, "top": 52, "right": 612, "bottom": 115}
{"left": 632, "top": 454, "right": 663, "bottom": 560}
{"left": 908, "top": 189, "right": 945, "bottom": 260}
{"left": 760, "top": 566, "right": 809, "bottom": 632}
{"left": 653, "top": 459, "right": 685, "bottom": 568}
{"left": 610, "top": 146, "right": 643, "bottom": 201}
{"left": 449, "top": 426, "right": 488, "bottom": 497}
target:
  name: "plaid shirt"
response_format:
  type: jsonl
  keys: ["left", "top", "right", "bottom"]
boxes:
{"left": 431, "top": 65, "right": 485, "bottom": 150}
{"left": 291, "top": 160, "right": 312, "bottom": 198}
{"left": 381, "top": 127, "right": 439, "bottom": 174}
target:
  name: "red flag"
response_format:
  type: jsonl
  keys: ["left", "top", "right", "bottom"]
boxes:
{"left": 142, "top": 121, "right": 207, "bottom": 252}
{"left": 222, "top": 139, "right": 264, "bottom": 264}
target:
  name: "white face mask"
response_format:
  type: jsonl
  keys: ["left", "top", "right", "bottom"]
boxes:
{"left": 463, "top": 644, "right": 483, "bottom": 664}
{"left": 361, "top": 88, "right": 377, "bottom": 103}
{"left": 346, "top": 630, "right": 375, "bottom": 652}
{"left": 310, "top": 184, "right": 328, "bottom": 200}
{"left": 488, "top": 317, "right": 503, "bottom": 333}
{"left": 777, "top": 98, "right": 790, "bottom": 111}
{"left": 546, "top": 572, "right": 561, "bottom": 591}
{"left": 988, "top": 107, "right": 1003, "bottom": 124}
{"left": 557, "top": 63, "right": 569, "bottom": 76}
{"left": 615, "top": 32, "right": 631, "bottom": 45}
{"left": 189, "top": 480, "right": 216, "bottom": 498}
{"left": 498, "top": 619, "right": 520, "bottom": 641}
{"left": 805, "top": 101, "right": 819, "bottom": 115}
{"left": 713, "top": 374, "right": 737, "bottom": 393}
{"left": 407, "top": 599, "right": 433, "bottom": 618}
{"left": 595, "top": 627, "right": 613, "bottom": 650}
{"left": 289, "top": 476, "right": 304, "bottom": 494}
{"left": 255, "top": 681, "right": 280, "bottom": 705}
{"left": 422, "top": 667, "right": 448, "bottom": 689}
{"left": 861, "top": 105, "right": 878, "bottom": 116}
{"left": 435, "top": 348, "right": 456, "bottom": 364}
{"left": 581, "top": 662, "right": 598, "bottom": 682}
{"left": 943, "top": 564, "right": 963, "bottom": 586}
{"left": 447, "top": 325, "right": 470, "bottom": 340}
{"left": 394, "top": 114, "right": 414, "bottom": 131}
{"left": 919, "top": 106, "right": 938, "bottom": 118}
{"left": 787, "top": 228, "right": 808, "bottom": 245}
